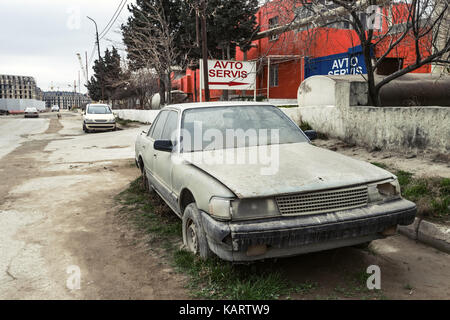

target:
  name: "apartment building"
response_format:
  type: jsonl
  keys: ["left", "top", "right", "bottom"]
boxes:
{"left": 0, "top": 74, "right": 45, "bottom": 113}
{"left": 43, "top": 91, "right": 91, "bottom": 109}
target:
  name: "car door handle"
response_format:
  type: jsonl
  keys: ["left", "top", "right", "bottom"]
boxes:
{"left": 142, "top": 145, "right": 146, "bottom": 149}
{"left": 153, "top": 154, "right": 157, "bottom": 158}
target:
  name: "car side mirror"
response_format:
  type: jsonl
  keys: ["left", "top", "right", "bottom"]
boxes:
{"left": 304, "top": 130, "right": 317, "bottom": 141}
{"left": 154, "top": 140, "right": 173, "bottom": 152}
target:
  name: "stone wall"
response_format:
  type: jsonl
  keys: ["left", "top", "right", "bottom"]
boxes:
{"left": 297, "top": 75, "right": 450, "bottom": 153}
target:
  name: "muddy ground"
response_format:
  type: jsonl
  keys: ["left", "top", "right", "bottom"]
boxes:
{"left": 0, "top": 112, "right": 448, "bottom": 299}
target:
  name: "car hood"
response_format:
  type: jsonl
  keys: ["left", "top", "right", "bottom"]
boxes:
{"left": 84, "top": 113, "right": 115, "bottom": 121}
{"left": 181, "top": 143, "right": 394, "bottom": 198}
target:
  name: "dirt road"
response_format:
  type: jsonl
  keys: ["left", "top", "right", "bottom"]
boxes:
{"left": 0, "top": 112, "right": 188, "bottom": 299}
{"left": 0, "top": 113, "right": 448, "bottom": 299}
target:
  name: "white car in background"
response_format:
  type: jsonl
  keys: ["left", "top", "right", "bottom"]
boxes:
{"left": 51, "top": 105, "right": 60, "bottom": 112}
{"left": 83, "top": 104, "right": 116, "bottom": 133}
{"left": 24, "top": 107, "right": 39, "bottom": 118}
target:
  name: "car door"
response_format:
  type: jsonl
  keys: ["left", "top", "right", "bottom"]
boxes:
{"left": 141, "top": 110, "right": 169, "bottom": 181}
{"left": 153, "top": 110, "right": 179, "bottom": 211}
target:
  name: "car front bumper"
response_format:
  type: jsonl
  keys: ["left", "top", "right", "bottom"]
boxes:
{"left": 24, "top": 114, "right": 39, "bottom": 118}
{"left": 199, "top": 199, "right": 416, "bottom": 262}
{"left": 85, "top": 122, "right": 116, "bottom": 131}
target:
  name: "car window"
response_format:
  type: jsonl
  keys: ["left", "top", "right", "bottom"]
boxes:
{"left": 181, "top": 105, "right": 308, "bottom": 152}
{"left": 87, "top": 105, "right": 111, "bottom": 114}
{"left": 150, "top": 110, "right": 169, "bottom": 140}
{"left": 161, "top": 111, "right": 178, "bottom": 142}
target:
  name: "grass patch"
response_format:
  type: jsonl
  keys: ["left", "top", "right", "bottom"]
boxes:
{"left": 173, "top": 250, "right": 297, "bottom": 299}
{"left": 116, "top": 178, "right": 313, "bottom": 300}
{"left": 300, "top": 121, "right": 313, "bottom": 131}
{"left": 330, "top": 268, "right": 386, "bottom": 300}
{"left": 299, "top": 122, "right": 328, "bottom": 140}
{"left": 369, "top": 164, "right": 449, "bottom": 222}
{"left": 116, "top": 117, "right": 141, "bottom": 127}
{"left": 116, "top": 178, "right": 181, "bottom": 241}
{"left": 370, "top": 162, "right": 388, "bottom": 169}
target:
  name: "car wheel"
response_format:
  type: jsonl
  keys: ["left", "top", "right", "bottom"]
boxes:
{"left": 182, "top": 203, "right": 213, "bottom": 259}
{"left": 83, "top": 123, "right": 87, "bottom": 133}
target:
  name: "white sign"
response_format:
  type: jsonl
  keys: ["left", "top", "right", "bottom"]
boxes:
{"left": 201, "top": 59, "right": 256, "bottom": 90}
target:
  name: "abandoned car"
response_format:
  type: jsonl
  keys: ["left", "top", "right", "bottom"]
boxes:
{"left": 135, "top": 102, "right": 416, "bottom": 262}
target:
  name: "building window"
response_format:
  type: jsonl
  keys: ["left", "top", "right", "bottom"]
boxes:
{"left": 269, "top": 16, "right": 279, "bottom": 41}
{"left": 269, "top": 64, "right": 279, "bottom": 87}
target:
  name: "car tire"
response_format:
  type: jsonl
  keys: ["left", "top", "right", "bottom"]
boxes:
{"left": 182, "top": 203, "right": 213, "bottom": 260}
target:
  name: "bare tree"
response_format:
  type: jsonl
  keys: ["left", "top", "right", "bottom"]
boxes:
{"left": 122, "top": 0, "right": 185, "bottom": 107}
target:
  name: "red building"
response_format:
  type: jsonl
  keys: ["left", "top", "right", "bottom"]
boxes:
{"left": 176, "top": 0, "right": 432, "bottom": 101}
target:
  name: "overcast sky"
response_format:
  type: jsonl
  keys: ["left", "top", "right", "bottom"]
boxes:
{"left": 0, "top": 0, "right": 134, "bottom": 93}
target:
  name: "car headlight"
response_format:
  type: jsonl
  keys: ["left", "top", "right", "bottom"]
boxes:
{"left": 84, "top": 118, "right": 94, "bottom": 123}
{"left": 231, "top": 198, "right": 280, "bottom": 220}
{"left": 208, "top": 197, "right": 232, "bottom": 220}
{"left": 368, "top": 179, "right": 401, "bottom": 202}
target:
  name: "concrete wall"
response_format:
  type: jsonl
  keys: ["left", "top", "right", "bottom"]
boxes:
{"left": 297, "top": 75, "right": 450, "bottom": 153}
{"left": 0, "top": 99, "right": 46, "bottom": 112}
{"left": 113, "top": 109, "right": 160, "bottom": 124}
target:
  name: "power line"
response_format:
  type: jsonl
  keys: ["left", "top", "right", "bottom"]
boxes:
{"left": 100, "top": 0, "right": 128, "bottom": 40}
{"left": 99, "top": 0, "right": 125, "bottom": 38}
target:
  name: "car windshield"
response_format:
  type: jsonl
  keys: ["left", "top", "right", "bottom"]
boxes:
{"left": 181, "top": 105, "right": 308, "bottom": 152}
{"left": 87, "top": 105, "right": 111, "bottom": 114}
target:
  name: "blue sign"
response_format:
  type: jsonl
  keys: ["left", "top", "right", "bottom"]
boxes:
{"left": 304, "top": 45, "right": 372, "bottom": 79}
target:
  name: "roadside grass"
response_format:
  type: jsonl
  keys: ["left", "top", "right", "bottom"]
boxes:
{"left": 331, "top": 269, "right": 386, "bottom": 300}
{"left": 371, "top": 163, "right": 449, "bottom": 221}
{"left": 116, "top": 178, "right": 317, "bottom": 300}
{"left": 116, "top": 117, "right": 141, "bottom": 127}
{"left": 300, "top": 121, "right": 328, "bottom": 140}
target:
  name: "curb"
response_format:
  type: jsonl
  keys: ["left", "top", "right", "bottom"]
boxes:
{"left": 398, "top": 218, "right": 450, "bottom": 254}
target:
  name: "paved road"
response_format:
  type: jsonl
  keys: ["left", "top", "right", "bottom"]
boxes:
{"left": 0, "top": 117, "right": 49, "bottom": 160}
{"left": 0, "top": 114, "right": 187, "bottom": 299}
{"left": 0, "top": 114, "right": 448, "bottom": 299}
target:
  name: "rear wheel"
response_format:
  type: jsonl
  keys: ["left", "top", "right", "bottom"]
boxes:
{"left": 182, "top": 203, "right": 213, "bottom": 259}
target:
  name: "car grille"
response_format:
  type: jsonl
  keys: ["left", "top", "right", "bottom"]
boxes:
{"left": 95, "top": 119, "right": 107, "bottom": 123}
{"left": 276, "top": 185, "right": 368, "bottom": 216}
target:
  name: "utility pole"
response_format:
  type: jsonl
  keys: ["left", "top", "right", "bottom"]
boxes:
{"left": 87, "top": 16, "right": 104, "bottom": 101}
{"left": 200, "top": 0, "right": 210, "bottom": 102}
{"left": 85, "top": 51, "right": 89, "bottom": 82}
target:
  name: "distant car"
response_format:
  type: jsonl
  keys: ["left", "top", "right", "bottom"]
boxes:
{"left": 51, "top": 105, "right": 60, "bottom": 112}
{"left": 135, "top": 102, "right": 416, "bottom": 262}
{"left": 83, "top": 104, "right": 116, "bottom": 133}
{"left": 24, "top": 107, "right": 39, "bottom": 118}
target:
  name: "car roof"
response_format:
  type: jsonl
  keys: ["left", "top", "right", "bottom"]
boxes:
{"left": 163, "top": 101, "right": 274, "bottom": 112}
